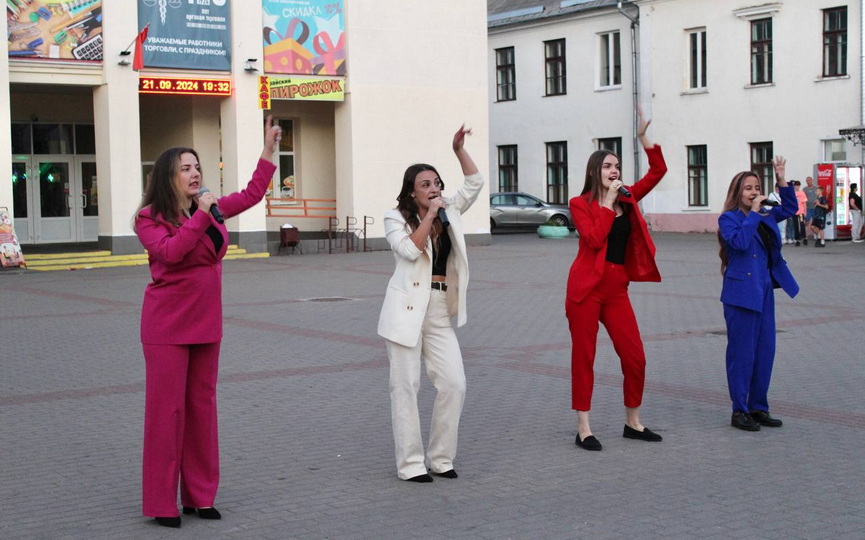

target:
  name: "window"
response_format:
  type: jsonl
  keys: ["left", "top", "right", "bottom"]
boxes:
{"left": 750, "top": 142, "right": 774, "bottom": 195}
{"left": 823, "top": 139, "right": 847, "bottom": 162}
{"left": 597, "top": 137, "right": 622, "bottom": 157}
{"left": 275, "top": 119, "right": 296, "bottom": 198}
{"left": 544, "top": 39, "right": 566, "bottom": 96}
{"left": 687, "top": 145, "right": 708, "bottom": 207}
{"left": 823, "top": 7, "right": 847, "bottom": 77}
{"left": 497, "top": 145, "right": 518, "bottom": 192}
{"left": 689, "top": 29, "right": 707, "bottom": 89}
{"left": 599, "top": 32, "right": 621, "bottom": 87}
{"left": 750, "top": 18, "right": 772, "bottom": 85}
{"left": 546, "top": 141, "right": 568, "bottom": 204}
{"left": 495, "top": 47, "right": 516, "bottom": 101}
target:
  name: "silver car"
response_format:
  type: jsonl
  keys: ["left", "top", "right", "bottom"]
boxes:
{"left": 490, "top": 192, "right": 572, "bottom": 231}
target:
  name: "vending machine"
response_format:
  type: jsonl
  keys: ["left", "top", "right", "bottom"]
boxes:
{"left": 816, "top": 163, "right": 864, "bottom": 240}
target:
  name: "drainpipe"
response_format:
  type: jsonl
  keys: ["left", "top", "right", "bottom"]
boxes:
{"left": 618, "top": 1, "right": 640, "bottom": 179}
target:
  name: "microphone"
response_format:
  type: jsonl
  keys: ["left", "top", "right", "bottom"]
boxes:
{"left": 198, "top": 187, "right": 224, "bottom": 224}
{"left": 618, "top": 185, "right": 632, "bottom": 198}
{"left": 437, "top": 208, "right": 450, "bottom": 227}
{"left": 761, "top": 199, "right": 780, "bottom": 207}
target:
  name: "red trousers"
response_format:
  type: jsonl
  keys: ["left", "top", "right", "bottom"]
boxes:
{"left": 566, "top": 262, "right": 646, "bottom": 411}
{"left": 142, "top": 342, "right": 221, "bottom": 517}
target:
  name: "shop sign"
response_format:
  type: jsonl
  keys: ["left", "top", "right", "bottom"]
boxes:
{"left": 137, "top": 0, "right": 231, "bottom": 71}
{"left": 266, "top": 76, "right": 344, "bottom": 102}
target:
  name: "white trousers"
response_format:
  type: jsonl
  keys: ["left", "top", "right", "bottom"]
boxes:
{"left": 385, "top": 290, "right": 466, "bottom": 479}
{"left": 851, "top": 210, "right": 863, "bottom": 240}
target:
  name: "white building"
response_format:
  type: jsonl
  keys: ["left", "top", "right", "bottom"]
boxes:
{"left": 1, "top": 0, "right": 490, "bottom": 255}
{"left": 488, "top": 0, "right": 862, "bottom": 232}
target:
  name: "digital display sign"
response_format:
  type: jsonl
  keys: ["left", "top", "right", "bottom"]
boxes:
{"left": 138, "top": 77, "right": 232, "bottom": 96}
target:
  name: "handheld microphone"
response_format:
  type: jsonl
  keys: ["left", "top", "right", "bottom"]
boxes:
{"left": 762, "top": 199, "right": 780, "bottom": 207}
{"left": 198, "top": 187, "right": 224, "bottom": 224}
{"left": 618, "top": 185, "right": 632, "bottom": 198}
{"left": 437, "top": 208, "right": 450, "bottom": 227}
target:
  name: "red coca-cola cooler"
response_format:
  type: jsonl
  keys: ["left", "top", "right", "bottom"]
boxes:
{"left": 815, "top": 163, "right": 863, "bottom": 240}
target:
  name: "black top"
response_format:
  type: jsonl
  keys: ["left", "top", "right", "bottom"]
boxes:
{"left": 850, "top": 192, "right": 862, "bottom": 212}
{"left": 431, "top": 230, "right": 452, "bottom": 277}
{"left": 605, "top": 213, "right": 630, "bottom": 265}
{"left": 757, "top": 222, "right": 773, "bottom": 268}
{"left": 191, "top": 203, "right": 224, "bottom": 253}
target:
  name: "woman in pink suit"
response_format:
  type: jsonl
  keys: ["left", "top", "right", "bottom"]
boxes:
{"left": 566, "top": 108, "right": 667, "bottom": 451}
{"left": 135, "top": 117, "right": 281, "bottom": 528}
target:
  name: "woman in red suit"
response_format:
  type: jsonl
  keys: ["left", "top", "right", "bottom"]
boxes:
{"left": 566, "top": 109, "right": 667, "bottom": 451}
{"left": 135, "top": 117, "right": 281, "bottom": 527}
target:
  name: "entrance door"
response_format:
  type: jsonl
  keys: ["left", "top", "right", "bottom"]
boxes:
{"left": 28, "top": 156, "right": 99, "bottom": 243}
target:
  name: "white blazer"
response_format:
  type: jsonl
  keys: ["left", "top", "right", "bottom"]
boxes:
{"left": 377, "top": 172, "right": 485, "bottom": 348}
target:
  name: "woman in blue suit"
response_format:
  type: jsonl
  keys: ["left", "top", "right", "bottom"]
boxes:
{"left": 717, "top": 157, "right": 799, "bottom": 432}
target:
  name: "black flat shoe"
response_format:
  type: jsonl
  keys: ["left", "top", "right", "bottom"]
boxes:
{"left": 182, "top": 506, "right": 222, "bottom": 520}
{"left": 750, "top": 410, "right": 783, "bottom": 427}
{"left": 155, "top": 516, "right": 181, "bottom": 528}
{"left": 406, "top": 473, "right": 434, "bottom": 483}
{"left": 731, "top": 411, "right": 760, "bottom": 431}
{"left": 623, "top": 424, "right": 663, "bottom": 441}
{"left": 432, "top": 469, "right": 458, "bottom": 479}
{"left": 575, "top": 434, "right": 602, "bottom": 451}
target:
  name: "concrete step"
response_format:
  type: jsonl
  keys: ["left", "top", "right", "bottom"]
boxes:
{"left": 22, "top": 246, "right": 268, "bottom": 271}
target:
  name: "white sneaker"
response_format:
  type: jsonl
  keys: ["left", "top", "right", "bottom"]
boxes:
{"left": 853, "top": 239, "right": 864, "bottom": 243}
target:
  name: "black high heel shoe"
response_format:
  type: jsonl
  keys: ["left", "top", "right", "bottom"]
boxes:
{"left": 183, "top": 506, "right": 222, "bottom": 520}
{"left": 155, "top": 516, "right": 181, "bottom": 528}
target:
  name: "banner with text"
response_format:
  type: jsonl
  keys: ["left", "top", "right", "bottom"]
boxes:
{"left": 262, "top": 0, "right": 345, "bottom": 76}
{"left": 137, "top": 0, "right": 231, "bottom": 71}
{"left": 263, "top": 76, "right": 344, "bottom": 106}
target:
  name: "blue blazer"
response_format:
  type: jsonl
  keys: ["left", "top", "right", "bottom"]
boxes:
{"left": 719, "top": 185, "right": 799, "bottom": 312}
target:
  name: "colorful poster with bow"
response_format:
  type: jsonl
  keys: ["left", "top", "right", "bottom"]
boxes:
{"left": 262, "top": 0, "right": 345, "bottom": 76}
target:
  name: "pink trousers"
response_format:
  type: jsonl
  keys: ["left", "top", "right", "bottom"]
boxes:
{"left": 142, "top": 342, "right": 220, "bottom": 517}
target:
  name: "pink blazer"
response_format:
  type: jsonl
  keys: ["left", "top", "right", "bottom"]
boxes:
{"left": 136, "top": 158, "right": 277, "bottom": 345}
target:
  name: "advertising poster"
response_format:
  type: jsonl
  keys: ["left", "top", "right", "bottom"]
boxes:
{"left": 262, "top": 0, "right": 345, "bottom": 76}
{"left": 7, "top": 0, "right": 103, "bottom": 62}
{"left": 137, "top": 0, "right": 231, "bottom": 71}
{"left": 0, "top": 209, "right": 25, "bottom": 268}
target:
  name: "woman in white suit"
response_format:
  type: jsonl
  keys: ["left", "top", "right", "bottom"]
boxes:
{"left": 377, "top": 125, "right": 482, "bottom": 482}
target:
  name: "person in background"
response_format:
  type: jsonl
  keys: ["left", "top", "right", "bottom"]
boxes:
{"left": 565, "top": 107, "right": 667, "bottom": 451}
{"left": 810, "top": 186, "right": 829, "bottom": 248}
{"left": 793, "top": 181, "right": 807, "bottom": 246}
{"left": 134, "top": 117, "right": 281, "bottom": 528}
{"left": 377, "top": 125, "right": 483, "bottom": 482}
{"left": 803, "top": 176, "right": 818, "bottom": 244}
{"left": 849, "top": 183, "right": 863, "bottom": 243}
{"left": 717, "top": 157, "right": 799, "bottom": 432}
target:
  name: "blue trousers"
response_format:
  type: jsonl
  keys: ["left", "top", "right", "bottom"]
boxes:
{"left": 723, "top": 279, "right": 776, "bottom": 413}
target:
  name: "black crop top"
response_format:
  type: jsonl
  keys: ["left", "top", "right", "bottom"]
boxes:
{"left": 605, "top": 212, "right": 630, "bottom": 265}
{"left": 431, "top": 231, "right": 452, "bottom": 276}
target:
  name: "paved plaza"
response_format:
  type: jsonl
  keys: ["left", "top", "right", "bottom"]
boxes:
{"left": 1, "top": 232, "right": 864, "bottom": 539}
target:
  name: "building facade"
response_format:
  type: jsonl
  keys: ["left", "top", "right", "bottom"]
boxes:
{"left": 1, "top": 0, "right": 491, "bottom": 255}
{"left": 488, "top": 0, "right": 862, "bottom": 232}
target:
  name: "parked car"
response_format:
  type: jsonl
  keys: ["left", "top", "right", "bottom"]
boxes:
{"left": 490, "top": 192, "right": 572, "bottom": 231}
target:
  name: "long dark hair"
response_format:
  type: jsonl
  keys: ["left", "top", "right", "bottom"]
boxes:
{"left": 135, "top": 147, "right": 201, "bottom": 227}
{"left": 396, "top": 163, "right": 446, "bottom": 239}
{"left": 717, "top": 171, "right": 760, "bottom": 274}
{"left": 581, "top": 149, "right": 619, "bottom": 202}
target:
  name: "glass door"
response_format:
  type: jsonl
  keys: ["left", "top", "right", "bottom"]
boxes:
{"left": 77, "top": 157, "right": 98, "bottom": 241}
{"left": 35, "top": 157, "right": 75, "bottom": 243}
{"left": 11, "top": 160, "right": 33, "bottom": 243}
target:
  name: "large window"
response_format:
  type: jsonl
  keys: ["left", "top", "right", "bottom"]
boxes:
{"left": 823, "top": 7, "right": 847, "bottom": 77}
{"left": 750, "top": 142, "right": 774, "bottom": 195}
{"left": 599, "top": 31, "right": 621, "bottom": 87}
{"left": 544, "top": 39, "right": 566, "bottom": 96}
{"left": 823, "top": 139, "right": 847, "bottom": 162}
{"left": 687, "top": 145, "right": 708, "bottom": 207}
{"left": 275, "top": 119, "right": 296, "bottom": 198}
{"left": 598, "top": 137, "right": 622, "bottom": 157}
{"left": 750, "top": 18, "right": 773, "bottom": 85}
{"left": 546, "top": 141, "right": 568, "bottom": 204}
{"left": 495, "top": 47, "right": 516, "bottom": 101}
{"left": 689, "top": 29, "right": 707, "bottom": 89}
{"left": 497, "top": 145, "right": 518, "bottom": 192}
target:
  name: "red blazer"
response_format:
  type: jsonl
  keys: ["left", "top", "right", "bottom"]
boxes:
{"left": 566, "top": 145, "right": 667, "bottom": 304}
{"left": 136, "top": 158, "right": 277, "bottom": 345}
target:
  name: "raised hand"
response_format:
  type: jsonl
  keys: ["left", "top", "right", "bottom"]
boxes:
{"left": 772, "top": 156, "right": 786, "bottom": 182}
{"left": 453, "top": 124, "right": 472, "bottom": 152}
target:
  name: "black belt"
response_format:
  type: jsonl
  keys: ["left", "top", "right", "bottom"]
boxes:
{"left": 431, "top": 282, "right": 448, "bottom": 291}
